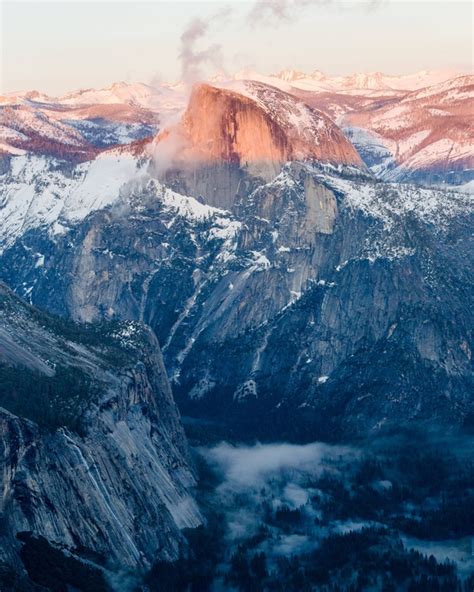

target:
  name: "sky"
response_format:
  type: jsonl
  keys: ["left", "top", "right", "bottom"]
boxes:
{"left": 0, "top": 0, "right": 472, "bottom": 95}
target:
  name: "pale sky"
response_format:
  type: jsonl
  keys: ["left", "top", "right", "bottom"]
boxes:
{"left": 1, "top": 0, "right": 472, "bottom": 95}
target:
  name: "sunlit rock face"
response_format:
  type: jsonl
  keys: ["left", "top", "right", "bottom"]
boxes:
{"left": 181, "top": 84, "right": 288, "bottom": 178}
{"left": 155, "top": 82, "right": 363, "bottom": 208}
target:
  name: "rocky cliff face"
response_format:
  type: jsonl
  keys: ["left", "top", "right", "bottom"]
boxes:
{"left": 169, "top": 165, "right": 473, "bottom": 438}
{"left": 155, "top": 82, "right": 363, "bottom": 208}
{"left": 1, "top": 156, "right": 472, "bottom": 440}
{"left": 0, "top": 283, "right": 201, "bottom": 585}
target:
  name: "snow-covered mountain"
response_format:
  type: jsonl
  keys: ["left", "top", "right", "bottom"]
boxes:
{"left": 235, "top": 71, "right": 473, "bottom": 185}
{"left": 0, "top": 74, "right": 473, "bottom": 442}
{"left": 58, "top": 81, "right": 162, "bottom": 108}
{"left": 0, "top": 102, "right": 99, "bottom": 160}
{"left": 230, "top": 68, "right": 461, "bottom": 95}
{"left": 0, "top": 73, "right": 471, "bottom": 253}
{"left": 3, "top": 81, "right": 181, "bottom": 111}
{"left": 0, "top": 81, "right": 187, "bottom": 157}
{"left": 0, "top": 80, "right": 363, "bottom": 248}
{"left": 0, "top": 102, "right": 154, "bottom": 157}
{"left": 0, "top": 75, "right": 472, "bottom": 443}
{"left": 343, "top": 75, "right": 474, "bottom": 184}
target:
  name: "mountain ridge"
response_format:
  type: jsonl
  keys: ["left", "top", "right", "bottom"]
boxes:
{"left": 2, "top": 71, "right": 471, "bottom": 187}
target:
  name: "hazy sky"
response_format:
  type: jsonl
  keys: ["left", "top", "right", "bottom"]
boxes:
{"left": 1, "top": 0, "right": 472, "bottom": 94}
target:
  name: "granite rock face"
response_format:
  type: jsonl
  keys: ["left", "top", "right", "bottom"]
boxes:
{"left": 0, "top": 283, "right": 201, "bottom": 578}
{"left": 1, "top": 158, "right": 472, "bottom": 440}
{"left": 155, "top": 82, "right": 363, "bottom": 209}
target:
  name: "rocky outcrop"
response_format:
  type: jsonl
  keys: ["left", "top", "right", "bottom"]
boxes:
{"left": 0, "top": 284, "right": 201, "bottom": 582}
{"left": 155, "top": 82, "right": 363, "bottom": 208}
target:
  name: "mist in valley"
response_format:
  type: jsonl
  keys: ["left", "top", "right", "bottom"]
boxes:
{"left": 147, "top": 432, "right": 474, "bottom": 591}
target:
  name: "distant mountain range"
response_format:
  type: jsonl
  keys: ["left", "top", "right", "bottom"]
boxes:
{"left": 236, "top": 68, "right": 461, "bottom": 93}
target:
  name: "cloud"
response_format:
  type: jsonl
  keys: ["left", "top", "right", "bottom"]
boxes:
{"left": 199, "top": 441, "right": 359, "bottom": 555}
{"left": 272, "top": 533, "right": 312, "bottom": 556}
{"left": 179, "top": 8, "right": 231, "bottom": 86}
{"left": 202, "top": 441, "right": 355, "bottom": 488}
{"left": 148, "top": 126, "right": 186, "bottom": 177}
{"left": 248, "top": 0, "right": 316, "bottom": 24}
{"left": 106, "top": 569, "right": 142, "bottom": 592}
{"left": 248, "top": 0, "right": 384, "bottom": 26}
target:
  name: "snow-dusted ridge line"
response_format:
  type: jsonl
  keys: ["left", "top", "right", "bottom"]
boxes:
{"left": 1, "top": 149, "right": 472, "bottom": 256}
{"left": 0, "top": 151, "right": 236, "bottom": 252}
{"left": 228, "top": 68, "right": 464, "bottom": 94}
{"left": 2, "top": 68, "right": 462, "bottom": 107}
{"left": 308, "top": 168, "right": 474, "bottom": 228}
{"left": 266, "top": 162, "right": 474, "bottom": 234}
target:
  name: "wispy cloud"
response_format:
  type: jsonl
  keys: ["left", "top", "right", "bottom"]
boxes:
{"left": 247, "top": 0, "right": 384, "bottom": 26}
{"left": 179, "top": 8, "right": 231, "bottom": 86}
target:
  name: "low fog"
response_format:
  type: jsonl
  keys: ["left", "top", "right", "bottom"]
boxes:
{"left": 197, "top": 439, "right": 474, "bottom": 578}
{"left": 200, "top": 442, "right": 367, "bottom": 559}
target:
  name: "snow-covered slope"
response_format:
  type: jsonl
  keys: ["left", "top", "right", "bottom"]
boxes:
{"left": 0, "top": 82, "right": 175, "bottom": 155}
{"left": 58, "top": 81, "right": 160, "bottom": 108}
{"left": 0, "top": 102, "right": 155, "bottom": 156}
{"left": 229, "top": 68, "right": 461, "bottom": 95}
{"left": 343, "top": 75, "right": 474, "bottom": 183}
{"left": 3, "top": 81, "right": 173, "bottom": 111}
{"left": 0, "top": 150, "right": 144, "bottom": 248}
{"left": 0, "top": 146, "right": 239, "bottom": 254}
{"left": 0, "top": 103, "right": 97, "bottom": 158}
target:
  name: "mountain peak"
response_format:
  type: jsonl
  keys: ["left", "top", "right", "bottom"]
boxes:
{"left": 274, "top": 69, "right": 307, "bottom": 81}
{"left": 154, "top": 81, "right": 363, "bottom": 208}
{"left": 159, "top": 81, "right": 362, "bottom": 170}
